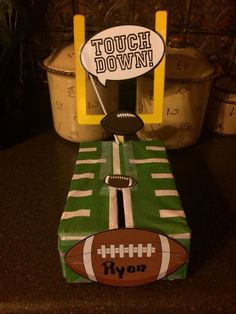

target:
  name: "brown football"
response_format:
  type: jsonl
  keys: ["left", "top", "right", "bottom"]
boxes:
{"left": 64, "top": 228, "right": 188, "bottom": 287}
{"left": 100, "top": 110, "right": 144, "bottom": 135}
{"left": 103, "top": 174, "right": 137, "bottom": 189}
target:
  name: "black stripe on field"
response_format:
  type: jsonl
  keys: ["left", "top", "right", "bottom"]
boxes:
{"left": 117, "top": 190, "right": 125, "bottom": 228}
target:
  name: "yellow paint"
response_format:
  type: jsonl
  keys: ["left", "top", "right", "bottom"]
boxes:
{"left": 74, "top": 11, "right": 167, "bottom": 125}
{"left": 138, "top": 10, "right": 167, "bottom": 124}
{"left": 74, "top": 15, "right": 104, "bottom": 124}
{"left": 116, "top": 135, "right": 124, "bottom": 144}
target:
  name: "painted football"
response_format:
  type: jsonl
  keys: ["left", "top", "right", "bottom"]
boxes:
{"left": 104, "top": 174, "right": 137, "bottom": 189}
{"left": 100, "top": 110, "right": 144, "bottom": 135}
{"left": 64, "top": 228, "right": 188, "bottom": 287}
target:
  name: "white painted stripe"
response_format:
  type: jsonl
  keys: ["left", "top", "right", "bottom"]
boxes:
{"left": 96, "top": 244, "right": 157, "bottom": 258}
{"left": 110, "top": 244, "right": 115, "bottom": 258}
{"left": 61, "top": 209, "right": 91, "bottom": 219}
{"left": 112, "top": 142, "right": 121, "bottom": 174}
{"left": 157, "top": 235, "right": 170, "bottom": 280}
{"left": 151, "top": 173, "right": 173, "bottom": 179}
{"left": 155, "top": 190, "right": 179, "bottom": 197}
{"left": 129, "top": 158, "right": 169, "bottom": 164}
{"left": 146, "top": 146, "right": 166, "bottom": 151}
{"left": 83, "top": 236, "right": 97, "bottom": 281}
{"left": 109, "top": 187, "right": 118, "bottom": 229}
{"left": 129, "top": 244, "right": 134, "bottom": 258}
{"left": 138, "top": 244, "right": 143, "bottom": 257}
{"left": 119, "top": 244, "right": 124, "bottom": 258}
{"left": 60, "top": 235, "right": 86, "bottom": 241}
{"left": 108, "top": 142, "right": 120, "bottom": 230}
{"left": 122, "top": 188, "right": 134, "bottom": 228}
{"left": 101, "top": 245, "right": 106, "bottom": 259}
{"left": 147, "top": 243, "right": 152, "bottom": 257}
{"left": 72, "top": 173, "right": 94, "bottom": 180}
{"left": 79, "top": 147, "right": 97, "bottom": 152}
{"left": 159, "top": 210, "right": 186, "bottom": 218}
{"left": 67, "top": 190, "right": 92, "bottom": 197}
{"left": 76, "top": 159, "right": 106, "bottom": 164}
{"left": 168, "top": 233, "right": 191, "bottom": 239}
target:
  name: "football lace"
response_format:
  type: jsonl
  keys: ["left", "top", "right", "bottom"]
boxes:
{"left": 110, "top": 175, "right": 129, "bottom": 181}
{"left": 97, "top": 243, "right": 156, "bottom": 258}
{"left": 105, "top": 175, "right": 131, "bottom": 185}
{"left": 117, "top": 112, "right": 136, "bottom": 119}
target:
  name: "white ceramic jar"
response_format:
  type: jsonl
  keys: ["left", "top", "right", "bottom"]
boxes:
{"left": 43, "top": 43, "right": 119, "bottom": 142}
{"left": 206, "top": 76, "right": 236, "bottom": 135}
{"left": 136, "top": 38, "right": 216, "bottom": 149}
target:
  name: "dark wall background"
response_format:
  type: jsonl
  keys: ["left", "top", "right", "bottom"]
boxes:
{"left": 45, "top": 0, "right": 236, "bottom": 73}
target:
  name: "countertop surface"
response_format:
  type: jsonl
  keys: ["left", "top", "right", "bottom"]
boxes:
{"left": 0, "top": 129, "right": 236, "bottom": 313}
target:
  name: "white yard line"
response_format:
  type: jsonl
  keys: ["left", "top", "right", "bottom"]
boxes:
{"left": 151, "top": 173, "right": 173, "bottom": 179}
{"left": 61, "top": 209, "right": 91, "bottom": 219}
{"left": 72, "top": 173, "right": 94, "bottom": 180}
{"left": 146, "top": 146, "right": 166, "bottom": 151}
{"left": 79, "top": 147, "right": 97, "bottom": 152}
{"left": 67, "top": 190, "right": 93, "bottom": 197}
{"left": 112, "top": 142, "right": 121, "bottom": 174}
{"left": 129, "top": 158, "right": 169, "bottom": 164}
{"left": 159, "top": 209, "right": 186, "bottom": 218}
{"left": 76, "top": 159, "right": 106, "bottom": 164}
{"left": 155, "top": 190, "right": 179, "bottom": 197}
{"left": 168, "top": 233, "right": 191, "bottom": 239}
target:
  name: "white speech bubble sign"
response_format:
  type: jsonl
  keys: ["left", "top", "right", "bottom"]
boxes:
{"left": 80, "top": 25, "right": 165, "bottom": 86}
